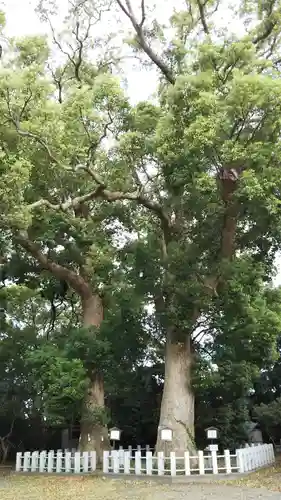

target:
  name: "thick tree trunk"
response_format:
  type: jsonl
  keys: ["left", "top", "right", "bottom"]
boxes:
{"left": 78, "top": 294, "right": 110, "bottom": 462}
{"left": 155, "top": 332, "right": 196, "bottom": 455}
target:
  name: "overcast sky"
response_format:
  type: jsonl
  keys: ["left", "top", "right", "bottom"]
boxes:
{"left": 3, "top": 0, "right": 281, "bottom": 286}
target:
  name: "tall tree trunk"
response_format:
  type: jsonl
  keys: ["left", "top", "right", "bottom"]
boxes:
{"left": 155, "top": 331, "right": 196, "bottom": 455}
{"left": 78, "top": 294, "right": 110, "bottom": 462}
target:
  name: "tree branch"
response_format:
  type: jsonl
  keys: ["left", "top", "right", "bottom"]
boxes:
{"left": 252, "top": 1, "right": 278, "bottom": 46}
{"left": 116, "top": 0, "right": 175, "bottom": 84}
{"left": 15, "top": 231, "right": 92, "bottom": 298}
{"left": 196, "top": 0, "right": 210, "bottom": 34}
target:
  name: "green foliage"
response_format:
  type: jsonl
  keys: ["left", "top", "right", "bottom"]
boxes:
{"left": 26, "top": 344, "right": 88, "bottom": 426}
{"left": 254, "top": 398, "right": 281, "bottom": 430}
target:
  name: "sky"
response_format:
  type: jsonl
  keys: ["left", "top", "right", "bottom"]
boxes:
{"left": 2, "top": 0, "right": 281, "bottom": 286}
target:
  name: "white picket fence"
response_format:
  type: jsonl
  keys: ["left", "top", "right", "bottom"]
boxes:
{"left": 16, "top": 443, "right": 274, "bottom": 476}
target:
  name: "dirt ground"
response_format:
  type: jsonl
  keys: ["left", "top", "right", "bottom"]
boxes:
{"left": 1, "top": 457, "right": 281, "bottom": 500}
{"left": 0, "top": 475, "right": 280, "bottom": 500}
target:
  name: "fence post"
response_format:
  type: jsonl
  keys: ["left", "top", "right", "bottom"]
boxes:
{"left": 82, "top": 452, "right": 89, "bottom": 473}
{"left": 224, "top": 450, "right": 231, "bottom": 474}
{"left": 184, "top": 451, "right": 190, "bottom": 475}
{"left": 16, "top": 452, "right": 22, "bottom": 472}
{"left": 157, "top": 451, "right": 164, "bottom": 475}
{"left": 39, "top": 451, "right": 46, "bottom": 473}
{"left": 170, "top": 452, "right": 176, "bottom": 476}
{"left": 23, "top": 451, "right": 31, "bottom": 472}
{"left": 65, "top": 451, "right": 71, "bottom": 473}
{"left": 31, "top": 451, "right": 38, "bottom": 472}
{"left": 270, "top": 444, "right": 275, "bottom": 463}
{"left": 198, "top": 450, "right": 205, "bottom": 475}
{"left": 146, "top": 444, "right": 150, "bottom": 452}
{"left": 135, "top": 450, "right": 142, "bottom": 475}
{"left": 113, "top": 450, "right": 119, "bottom": 474}
{"left": 56, "top": 450, "right": 63, "bottom": 473}
{"left": 236, "top": 449, "right": 244, "bottom": 473}
{"left": 47, "top": 451, "right": 54, "bottom": 473}
{"left": 146, "top": 451, "right": 152, "bottom": 475}
{"left": 124, "top": 451, "right": 130, "bottom": 474}
{"left": 211, "top": 450, "right": 218, "bottom": 474}
{"left": 103, "top": 451, "right": 109, "bottom": 474}
{"left": 137, "top": 445, "right": 141, "bottom": 452}
{"left": 90, "top": 451, "right": 96, "bottom": 471}
{"left": 74, "top": 452, "right": 81, "bottom": 473}
{"left": 118, "top": 448, "right": 125, "bottom": 467}
{"left": 271, "top": 444, "right": 275, "bottom": 463}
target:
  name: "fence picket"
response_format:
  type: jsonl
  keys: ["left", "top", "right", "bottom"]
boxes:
{"left": 65, "top": 451, "right": 71, "bottom": 473}
{"left": 103, "top": 451, "right": 109, "bottom": 473}
{"left": 16, "top": 452, "right": 22, "bottom": 472}
{"left": 198, "top": 451, "right": 204, "bottom": 475}
{"left": 170, "top": 452, "right": 176, "bottom": 476}
{"left": 184, "top": 451, "right": 190, "bottom": 475}
{"left": 211, "top": 450, "right": 218, "bottom": 474}
{"left": 224, "top": 450, "right": 231, "bottom": 474}
{"left": 113, "top": 450, "right": 119, "bottom": 474}
{"left": 39, "top": 451, "right": 46, "bottom": 473}
{"left": 31, "top": 451, "right": 38, "bottom": 472}
{"left": 56, "top": 450, "right": 63, "bottom": 473}
{"left": 236, "top": 449, "right": 244, "bottom": 473}
{"left": 157, "top": 451, "right": 164, "bottom": 475}
{"left": 82, "top": 452, "right": 88, "bottom": 473}
{"left": 124, "top": 451, "right": 130, "bottom": 474}
{"left": 135, "top": 451, "right": 141, "bottom": 475}
{"left": 47, "top": 451, "right": 54, "bottom": 473}
{"left": 23, "top": 451, "right": 31, "bottom": 472}
{"left": 74, "top": 452, "right": 81, "bottom": 473}
{"left": 146, "top": 451, "right": 152, "bottom": 475}
{"left": 90, "top": 451, "right": 96, "bottom": 471}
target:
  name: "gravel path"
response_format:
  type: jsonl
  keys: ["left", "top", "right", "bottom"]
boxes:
{"left": 151, "top": 484, "right": 281, "bottom": 500}
{"left": 1, "top": 476, "right": 280, "bottom": 500}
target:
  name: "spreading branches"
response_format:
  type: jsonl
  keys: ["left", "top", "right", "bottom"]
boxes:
{"left": 4, "top": 86, "right": 170, "bottom": 228}
{"left": 116, "top": 0, "right": 175, "bottom": 84}
{"left": 48, "top": 18, "right": 92, "bottom": 84}
{"left": 2, "top": 87, "right": 62, "bottom": 167}
{"left": 15, "top": 231, "right": 92, "bottom": 298}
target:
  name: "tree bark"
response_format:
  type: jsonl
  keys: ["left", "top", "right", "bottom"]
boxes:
{"left": 155, "top": 331, "right": 196, "bottom": 455}
{"left": 78, "top": 294, "right": 110, "bottom": 462}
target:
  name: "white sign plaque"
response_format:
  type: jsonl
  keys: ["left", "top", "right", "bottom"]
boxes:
{"left": 160, "top": 428, "right": 172, "bottom": 441}
{"left": 209, "top": 444, "right": 218, "bottom": 452}
{"left": 110, "top": 429, "right": 121, "bottom": 441}
{"left": 207, "top": 429, "right": 217, "bottom": 440}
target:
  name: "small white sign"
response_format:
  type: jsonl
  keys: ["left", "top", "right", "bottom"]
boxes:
{"left": 207, "top": 429, "right": 217, "bottom": 440}
{"left": 209, "top": 444, "right": 218, "bottom": 452}
{"left": 161, "top": 428, "right": 172, "bottom": 441}
{"left": 110, "top": 429, "right": 120, "bottom": 441}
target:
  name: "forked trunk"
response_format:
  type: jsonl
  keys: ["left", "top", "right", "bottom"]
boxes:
{"left": 78, "top": 294, "right": 110, "bottom": 462}
{"left": 155, "top": 332, "right": 196, "bottom": 455}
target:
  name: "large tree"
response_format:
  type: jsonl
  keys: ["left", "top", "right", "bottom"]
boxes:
{"left": 0, "top": 5, "right": 134, "bottom": 459}
{"left": 2, "top": 0, "right": 281, "bottom": 456}
{"left": 112, "top": 0, "right": 281, "bottom": 453}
